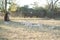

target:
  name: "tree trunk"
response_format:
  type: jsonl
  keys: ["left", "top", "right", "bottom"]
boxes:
{"left": 4, "top": 0, "right": 10, "bottom": 21}
{"left": 4, "top": 11, "right": 10, "bottom": 21}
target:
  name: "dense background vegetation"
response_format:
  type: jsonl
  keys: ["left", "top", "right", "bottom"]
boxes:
{"left": 0, "top": 0, "right": 60, "bottom": 19}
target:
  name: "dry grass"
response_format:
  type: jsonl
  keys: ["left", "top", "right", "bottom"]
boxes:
{"left": 10, "top": 17, "right": 60, "bottom": 26}
{"left": 0, "top": 17, "right": 60, "bottom": 40}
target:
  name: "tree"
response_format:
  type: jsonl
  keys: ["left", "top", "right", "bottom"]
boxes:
{"left": 48, "top": 0, "right": 58, "bottom": 10}
{"left": 0, "top": 0, "right": 15, "bottom": 21}
{"left": 31, "top": 1, "right": 39, "bottom": 9}
{"left": 46, "top": 0, "right": 59, "bottom": 18}
{"left": 4, "top": 0, "right": 10, "bottom": 21}
{"left": 8, "top": 3, "right": 17, "bottom": 12}
{"left": 0, "top": 0, "right": 5, "bottom": 12}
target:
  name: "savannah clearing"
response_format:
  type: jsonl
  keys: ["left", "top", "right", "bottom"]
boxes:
{"left": 0, "top": 17, "right": 60, "bottom": 40}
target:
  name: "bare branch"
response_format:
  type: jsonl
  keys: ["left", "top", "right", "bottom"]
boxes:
{"left": 46, "top": 0, "right": 50, "bottom": 5}
{"left": 54, "top": 0, "right": 59, "bottom": 5}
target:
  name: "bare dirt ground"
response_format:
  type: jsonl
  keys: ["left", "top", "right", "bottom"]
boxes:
{"left": 0, "top": 17, "right": 60, "bottom": 40}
